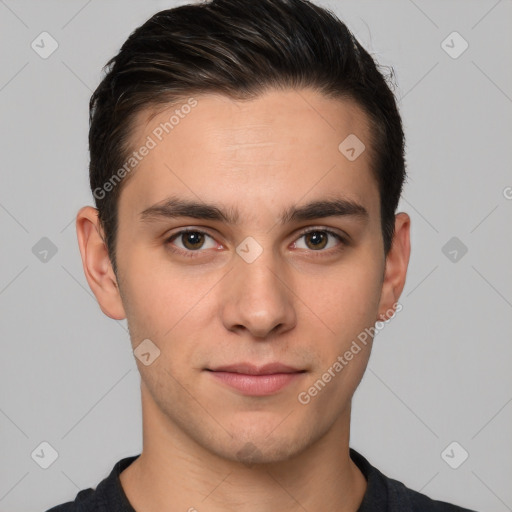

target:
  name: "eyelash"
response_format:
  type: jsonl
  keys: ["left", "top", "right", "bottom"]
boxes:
{"left": 164, "top": 227, "right": 348, "bottom": 259}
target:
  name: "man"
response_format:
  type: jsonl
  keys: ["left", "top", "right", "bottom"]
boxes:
{"left": 47, "top": 0, "right": 477, "bottom": 510}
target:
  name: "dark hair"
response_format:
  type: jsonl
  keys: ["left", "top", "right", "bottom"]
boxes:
{"left": 89, "top": 0, "right": 406, "bottom": 276}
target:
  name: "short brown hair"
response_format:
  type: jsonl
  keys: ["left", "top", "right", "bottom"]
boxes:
{"left": 89, "top": 0, "right": 407, "bottom": 276}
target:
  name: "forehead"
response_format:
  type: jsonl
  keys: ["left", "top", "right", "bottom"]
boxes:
{"left": 119, "top": 89, "right": 380, "bottom": 225}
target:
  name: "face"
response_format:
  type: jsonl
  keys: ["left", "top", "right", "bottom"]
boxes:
{"left": 80, "top": 88, "right": 409, "bottom": 465}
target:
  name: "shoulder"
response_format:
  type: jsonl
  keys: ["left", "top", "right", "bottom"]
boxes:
{"left": 350, "top": 448, "right": 478, "bottom": 512}
{"left": 45, "top": 488, "right": 94, "bottom": 512}
{"left": 385, "top": 475, "right": 477, "bottom": 511}
{"left": 46, "top": 489, "right": 96, "bottom": 512}
{"left": 44, "top": 455, "right": 139, "bottom": 512}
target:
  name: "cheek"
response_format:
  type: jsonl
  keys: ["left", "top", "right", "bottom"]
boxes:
{"left": 300, "top": 258, "right": 382, "bottom": 336}
{"left": 125, "top": 277, "right": 189, "bottom": 342}
{"left": 117, "top": 257, "right": 182, "bottom": 346}
{"left": 118, "top": 255, "right": 216, "bottom": 369}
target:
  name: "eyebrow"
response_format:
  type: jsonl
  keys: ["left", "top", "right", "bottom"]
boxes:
{"left": 140, "top": 195, "right": 369, "bottom": 225}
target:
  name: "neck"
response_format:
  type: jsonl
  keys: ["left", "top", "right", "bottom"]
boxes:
{"left": 120, "top": 386, "right": 367, "bottom": 512}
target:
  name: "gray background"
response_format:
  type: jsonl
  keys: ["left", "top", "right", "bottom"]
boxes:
{"left": 0, "top": 0, "right": 511, "bottom": 510}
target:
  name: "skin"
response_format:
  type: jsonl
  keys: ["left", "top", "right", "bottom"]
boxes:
{"left": 76, "top": 88, "right": 410, "bottom": 512}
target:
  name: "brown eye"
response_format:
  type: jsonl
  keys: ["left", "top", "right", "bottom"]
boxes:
{"left": 294, "top": 229, "right": 345, "bottom": 252}
{"left": 180, "top": 231, "right": 206, "bottom": 250}
{"left": 304, "top": 231, "right": 329, "bottom": 250}
{"left": 166, "top": 229, "right": 217, "bottom": 257}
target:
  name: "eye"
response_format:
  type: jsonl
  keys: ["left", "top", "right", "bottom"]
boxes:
{"left": 293, "top": 228, "right": 346, "bottom": 252}
{"left": 165, "top": 227, "right": 347, "bottom": 259}
{"left": 165, "top": 229, "right": 218, "bottom": 258}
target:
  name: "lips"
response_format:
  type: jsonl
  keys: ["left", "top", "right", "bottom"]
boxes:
{"left": 205, "top": 362, "right": 306, "bottom": 396}
{"left": 207, "top": 362, "right": 305, "bottom": 375}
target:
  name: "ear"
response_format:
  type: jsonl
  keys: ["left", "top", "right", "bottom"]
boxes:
{"left": 376, "top": 212, "right": 411, "bottom": 321}
{"left": 76, "top": 206, "right": 126, "bottom": 320}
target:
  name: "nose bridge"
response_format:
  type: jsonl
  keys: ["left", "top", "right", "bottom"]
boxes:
{"left": 221, "top": 237, "right": 296, "bottom": 337}
{"left": 238, "top": 244, "right": 283, "bottom": 296}
{"left": 236, "top": 237, "right": 287, "bottom": 306}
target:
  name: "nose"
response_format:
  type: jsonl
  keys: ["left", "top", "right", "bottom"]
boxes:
{"left": 220, "top": 249, "right": 297, "bottom": 339}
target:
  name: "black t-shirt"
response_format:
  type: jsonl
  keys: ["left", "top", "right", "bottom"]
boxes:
{"left": 46, "top": 448, "right": 478, "bottom": 511}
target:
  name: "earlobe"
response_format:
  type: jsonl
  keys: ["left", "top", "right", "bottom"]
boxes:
{"left": 376, "top": 212, "right": 411, "bottom": 321}
{"left": 76, "top": 206, "right": 126, "bottom": 320}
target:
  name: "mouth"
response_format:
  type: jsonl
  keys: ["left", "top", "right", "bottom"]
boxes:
{"left": 205, "top": 362, "right": 307, "bottom": 396}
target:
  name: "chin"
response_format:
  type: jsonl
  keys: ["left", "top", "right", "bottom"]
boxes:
{"left": 208, "top": 427, "right": 314, "bottom": 467}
